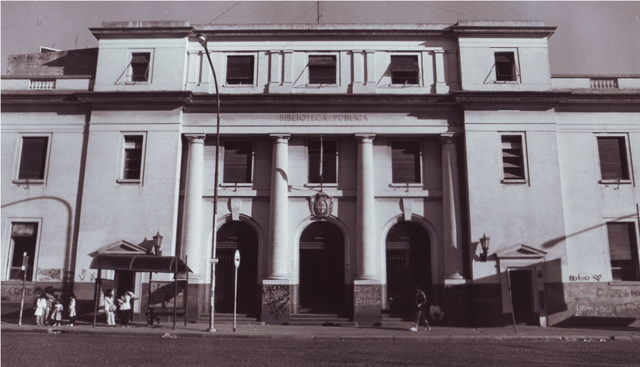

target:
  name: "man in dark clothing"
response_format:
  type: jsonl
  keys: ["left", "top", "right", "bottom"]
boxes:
{"left": 410, "top": 285, "right": 430, "bottom": 331}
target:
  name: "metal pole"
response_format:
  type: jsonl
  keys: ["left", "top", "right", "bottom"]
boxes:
{"left": 506, "top": 268, "right": 519, "bottom": 335}
{"left": 234, "top": 264, "right": 238, "bottom": 332}
{"left": 18, "top": 252, "right": 28, "bottom": 326}
{"left": 173, "top": 261, "right": 177, "bottom": 331}
{"left": 184, "top": 255, "right": 188, "bottom": 327}
{"left": 197, "top": 33, "right": 221, "bottom": 333}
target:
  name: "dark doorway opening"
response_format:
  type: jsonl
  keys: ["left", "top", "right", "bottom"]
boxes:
{"left": 215, "top": 221, "right": 259, "bottom": 315}
{"left": 115, "top": 271, "right": 136, "bottom": 300}
{"left": 385, "top": 221, "right": 431, "bottom": 314}
{"left": 509, "top": 269, "right": 535, "bottom": 325}
{"left": 299, "top": 221, "right": 344, "bottom": 314}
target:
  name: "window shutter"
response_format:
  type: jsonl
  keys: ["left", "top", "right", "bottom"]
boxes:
{"left": 494, "top": 52, "right": 517, "bottom": 81}
{"left": 308, "top": 56, "right": 336, "bottom": 84}
{"left": 598, "top": 137, "right": 629, "bottom": 180}
{"left": 123, "top": 136, "right": 143, "bottom": 180}
{"left": 390, "top": 56, "right": 419, "bottom": 72}
{"left": 224, "top": 141, "right": 252, "bottom": 183}
{"left": 392, "top": 141, "right": 421, "bottom": 183}
{"left": 608, "top": 222, "right": 640, "bottom": 281}
{"left": 226, "top": 56, "right": 254, "bottom": 84}
{"left": 18, "top": 137, "right": 48, "bottom": 180}
{"left": 501, "top": 135, "right": 525, "bottom": 180}
{"left": 309, "top": 56, "right": 336, "bottom": 66}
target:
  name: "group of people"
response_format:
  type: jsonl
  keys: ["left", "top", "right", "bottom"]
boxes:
{"left": 411, "top": 285, "right": 445, "bottom": 332}
{"left": 103, "top": 289, "right": 138, "bottom": 328}
{"left": 34, "top": 292, "right": 76, "bottom": 327}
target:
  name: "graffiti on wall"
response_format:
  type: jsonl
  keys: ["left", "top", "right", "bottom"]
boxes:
{"left": 569, "top": 275, "right": 602, "bottom": 282}
{"left": 573, "top": 285, "right": 640, "bottom": 318}
{"left": 1, "top": 285, "right": 64, "bottom": 302}
{"left": 37, "top": 268, "right": 63, "bottom": 282}
{"left": 354, "top": 285, "right": 381, "bottom": 312}
{"left": 262, "top": 285, "right": 289, "bottom": 319}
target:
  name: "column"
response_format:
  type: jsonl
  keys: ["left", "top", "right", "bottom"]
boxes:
{"left": 182, "top": 134, "right": 206, "bottom": 280}
{"left": 440, "top": 133, "right": 464, "bottom": 280}
{"left": 353, "top": 134, "right": 381, "bottom": 325}
{"left": 262, "top": 134, "right": 291, "bottom": 324}
{"left": 433, "top": 50, "right": 450, "bottom": 94}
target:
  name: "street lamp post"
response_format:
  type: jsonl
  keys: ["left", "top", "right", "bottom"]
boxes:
{"left": 196, "top": 33, "right": 221, "bottom": 333}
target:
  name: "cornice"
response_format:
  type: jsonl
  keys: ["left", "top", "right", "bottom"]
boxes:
{"left": 452, "top": 91, "right": 570, "bottom": 110}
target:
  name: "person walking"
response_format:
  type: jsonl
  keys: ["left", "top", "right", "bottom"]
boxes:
{"left": 118, "top": 291, "right": 137, "bottom": 328}
{"left": 410, "top": 285, "right": 430, "bottom": 331}
{"left": 103, "top": 290, "right": 116, "bottom": 327}
{"left": 68, "top": 294, "right": 77, "bottom": 327}
{"left": 34, "top": 294, "right": 47, "bottom": 327}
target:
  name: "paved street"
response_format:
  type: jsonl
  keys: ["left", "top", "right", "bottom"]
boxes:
{"left": 2, "top": 333, "right": 639, "bottom": 367}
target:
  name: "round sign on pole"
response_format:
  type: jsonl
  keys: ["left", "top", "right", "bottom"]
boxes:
{"left": 234, "top": 250, "right": 240, "bottom": 268}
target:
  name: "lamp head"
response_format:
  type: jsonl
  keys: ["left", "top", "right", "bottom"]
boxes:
{"left": 196, "top": 34, "right": 208, "bottom": 47}
{"left": 152, "top": 231, "right": 163, "bottom": 256}
{"left": 480, "top": 233, "right": 490, "bottom": 251}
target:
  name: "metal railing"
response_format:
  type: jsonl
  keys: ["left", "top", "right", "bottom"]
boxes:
{"left": 590, "top": 78, "right": 618, "bottom": 89}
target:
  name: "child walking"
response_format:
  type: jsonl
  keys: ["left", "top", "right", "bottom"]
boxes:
{"left": 68, "top": 294, "right": 77, "bottom": 327}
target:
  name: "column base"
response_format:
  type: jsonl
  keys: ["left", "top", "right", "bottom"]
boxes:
{"left": 261, "top": 281, "right": 291, "bottom": 325}
{"left": 353, "top": 281, "right": 382, "bottom": 326}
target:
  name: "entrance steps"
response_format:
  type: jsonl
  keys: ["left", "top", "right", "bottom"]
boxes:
{"left": 289, "top": 313, "right": 356, "bottom": 327}
{"left": 378, "top": 313, "right": 415, "bottom": 327}
{"left": 197, "top": 313, "right": 264, "bottom": 325}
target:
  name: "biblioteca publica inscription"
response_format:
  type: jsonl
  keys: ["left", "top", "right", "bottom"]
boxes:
{"left": 279, "top": 114, "right": 369, "bottom": 122}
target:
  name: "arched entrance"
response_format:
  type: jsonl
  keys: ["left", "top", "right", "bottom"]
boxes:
{"left": 215, "top": 221, "right": 258, "bottom": 315}
{"left": 299, "top": 221, "right": 344, "bottom": 314}
{"left": 385, "top": 221, "right": 431, "bottom": 313}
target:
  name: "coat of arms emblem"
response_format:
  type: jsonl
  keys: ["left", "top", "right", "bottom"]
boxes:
{"left": 309, "top": 192, "right": 333, "bottom": 219}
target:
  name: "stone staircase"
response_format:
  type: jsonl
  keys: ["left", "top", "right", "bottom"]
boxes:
{"left": 288, "top": 313, "right": 356, "bottom": 327}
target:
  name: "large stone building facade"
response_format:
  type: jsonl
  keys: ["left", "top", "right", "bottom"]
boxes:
{"left": 2, "top": 20, "right": 640, "bottom": 327}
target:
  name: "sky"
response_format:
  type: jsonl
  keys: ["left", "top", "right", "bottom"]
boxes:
{"left": 1, "top": 1, "right": 640, "bottom": 75}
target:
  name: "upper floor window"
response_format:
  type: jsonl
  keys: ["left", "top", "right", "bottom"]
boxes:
{"left": 391, "top": 141, "right": 421, "bottom": 184}
{"left": 223, "top": 140, "right": 253, "bottom": 183}
{"left": 308, "top": 55, "right": 336, "bottom": 85}
{"left": 501, "top": 135, "right": 526, "bottom": 181}
{"left": 390, "top": 56, "right": 419, "bottom": 85}
{"left": 308, "top": 140, "right": 337, "bottom": 184}
{"left": 121, "top": 135, "right": 144, "bottom": 181}
{"left": 494, "top": 52, "right": 518, "bottom": 82}
{"left": 18, "top": 136, "right": 49, "bottom": 181}
{"left": 8, "top": 222, "right": 38, "bottom": 281}
{"left": 607, "top": 222, "right": 640, "bottom": 281}
{"left": 130, "top": 52, "right": 150, "bottom": 82}
{"left": 597, "top": 136, "right": 630, "bottom": 181}
{"left": 226, "top": 56, "right": 254, "bottom": 85}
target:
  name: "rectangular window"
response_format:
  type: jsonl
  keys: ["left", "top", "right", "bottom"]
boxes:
{"left": 130, "top": 52, "right": 150, "bottom": 82}
{"left": 18, "top": 136, "right": 49, "bottom": 180}
{"left": 390, "top": 55, "right": 419, "bottom": 85}
{"left": 308, "top": 55, "right": 336, "bottom": 85}
{"left": 495, "top": 52, "right": 517, "bottom": 82}
{"left": 123, "top": 135, "right": 143, "bottom": 180}
{"left": 308, "top": 140, "right": 337, "bottom": 184}
{"left": 9, "top": 223, "right": 38, "bottom": 281}
{"left": 607, "top": 222, "right": 640, "bottom": 281}
{"left": 501, "top": 135, "right": 526, "bottom": 180}
{"left": 223, "top": 141, "right": 253, "bottom": 183}
{"left": 226, "top": 56, "right": 254, "bottom": 85}
{"left": 597, "top": 137, "right": 630, "bottom": 181}
{"left": 392, "top": 141, "right": 421, "bottom": 184}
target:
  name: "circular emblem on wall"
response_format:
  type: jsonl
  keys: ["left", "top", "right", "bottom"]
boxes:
{"left": 309, "top": 192, "right": 333, "bottom": 219}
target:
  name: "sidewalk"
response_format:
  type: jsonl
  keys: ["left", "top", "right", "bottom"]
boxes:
{"left": 3, "top": 319, "right": 640, "bottom": 341}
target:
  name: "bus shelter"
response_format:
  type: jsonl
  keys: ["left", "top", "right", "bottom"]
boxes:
{"left": 90, "top": 254, "right": 191, "bottom": 330}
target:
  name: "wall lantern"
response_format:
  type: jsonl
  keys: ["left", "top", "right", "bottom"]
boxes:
{"left": 153, "top": 231, "right": 163, "bottom": 256}
{"left": 479, "top": 233, "right": 490, "bottom": 262}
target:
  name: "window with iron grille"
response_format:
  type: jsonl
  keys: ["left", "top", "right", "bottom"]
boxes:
{"left": 130, "top": 52, "right": 150, "bottom": 82}
{"left": 18, "top": 136, "right": 49, "bottom": 180}
{"left": 501, "top": 135, "right": 526, "bottom": 181}
{"left": 9, "top": 223, "right": 38, "bottom": 281}
{"left": 308, "top": 55, "right": 337, "bottom": 85}
{"left": 597, "top": 137, "right": 630, "bottom": 181}
{"left": 123, "top": 135, "right": 143, "bottom": 180}
{"left": 390, "top": 55, "right": 419, "bottom": 85}
{"left": 495, "top": 52, "right": 517, "bottom": 82}
{"left": 607, "top": 222, "right": 640, "bottom": 281}
{"left": 223, "top": 141, "right": 253, "bottom": 183}
{"left": 226, "top": 56, "right": 254, "bottom": 85}
{"left": 308, "top": 140, "right": 337, "bottom": 184}
{"left": 391, "top": 141, "right": 421, "bottom": 184}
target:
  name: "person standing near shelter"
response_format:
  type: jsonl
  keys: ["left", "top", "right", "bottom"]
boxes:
{"left": 34, "top": 294, "right": 47, "bottom": 327}
{"left": 68, "top": 294, "right": 77, "bottom": 327}
{"left": 103, "top": 290, "right": 116, "bottom": 327}
{"left": 118, "top": 291, "right": 137, "bottom": 328}
{"left": 410, "top": 285, "right": 430, "bottom": 331}
{"left": 51, "top": 299, "right": 63, "bottom": 326}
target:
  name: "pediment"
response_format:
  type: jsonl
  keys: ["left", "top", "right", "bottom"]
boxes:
{"left": 91, "top": 240, "right": 148, "bottom": 256}
{"left": 496, "top": 244, "right": 547, "bottom": 259}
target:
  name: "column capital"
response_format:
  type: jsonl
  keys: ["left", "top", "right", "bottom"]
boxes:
{"left": 184, "top": 133, "right": 207, "bottom": 142}
{"left": 439, "top": 133, "right": 461, "bottom": 144}
{"left": 270, "top": 134, "right": 291, "bottom": 143}
{"left": 355, "top": 133, "right": 376, "bottom": 143}
{"left": 432, "top": 49, "right": 446, "bottom": 54}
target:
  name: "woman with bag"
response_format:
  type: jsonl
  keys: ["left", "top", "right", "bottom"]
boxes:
{"left": 103, "top": 289, "right": 116, "bottom": 327}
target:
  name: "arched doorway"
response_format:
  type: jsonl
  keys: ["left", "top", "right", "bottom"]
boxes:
{"left": 299, "top": 221, "right": 344, "bottom": 314}
{"left": 385, "top": 221, "right": 431, "bottom": 313}
{"left": 215, "top": 221, "right": 258, "bottom": 315}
